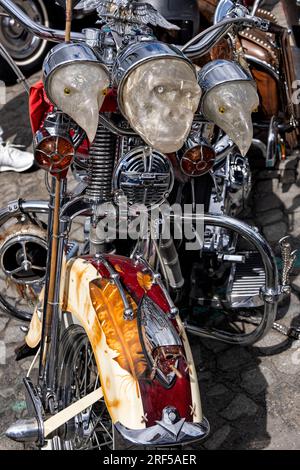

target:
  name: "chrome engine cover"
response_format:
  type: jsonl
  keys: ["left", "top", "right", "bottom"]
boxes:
{"left": 227, "top": 153, "right": 252, "bottom": 214}
{"left": 113, "top": 146, "right": 174, "bottom": 208}
{"left": 204, "top": 153, "right": 252, "bottom": 252}
{"left": 0, "top": 223, "right": 47, "bottom": 285}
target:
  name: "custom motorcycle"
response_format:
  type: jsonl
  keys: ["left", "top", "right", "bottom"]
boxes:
{"left": 0, "top": 0, "right": 297, "bottom": 450}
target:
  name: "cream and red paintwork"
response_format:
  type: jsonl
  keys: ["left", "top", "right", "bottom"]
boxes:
{"left": 26, "top": 254, "right": 202, "bottom": 430}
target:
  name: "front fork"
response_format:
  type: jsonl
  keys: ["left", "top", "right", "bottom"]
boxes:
{"left": 38, "top": 176, "right": 66, "bottom": 410}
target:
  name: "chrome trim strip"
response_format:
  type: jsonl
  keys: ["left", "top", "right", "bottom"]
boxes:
{"left": 245, "top": 54, "right": 280, "bottom": 81}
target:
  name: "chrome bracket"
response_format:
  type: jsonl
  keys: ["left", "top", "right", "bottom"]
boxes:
{"left": 134, "top": 254, "right": 178, "bottom": 319}
{"left": 260, "top": 286, "right": 282, "bottom": 304}
{"left": 7, "top": 199, "right": 21, "bottom": 214}
{"left": 94, "top": 254, "right": 134, "bottom": 321}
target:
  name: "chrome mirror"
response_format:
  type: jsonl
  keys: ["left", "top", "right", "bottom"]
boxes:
{"left": 214, "top": 0, "right": 237, "bottom": 24}
{"left": 213, "top": 0, "right": 252, "bottom": 24}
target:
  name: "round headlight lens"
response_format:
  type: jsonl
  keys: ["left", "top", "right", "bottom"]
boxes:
{"left": 121, "top": 59, "right": 201, "bottom": 153}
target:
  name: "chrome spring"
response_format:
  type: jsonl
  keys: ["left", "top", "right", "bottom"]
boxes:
{"left": 85, "top": 123, "right": 116, "bottom": 202}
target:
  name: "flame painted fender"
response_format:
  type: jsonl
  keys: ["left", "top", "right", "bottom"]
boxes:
{"left": 26, "top": 254, "right": 208, "bottom": 441}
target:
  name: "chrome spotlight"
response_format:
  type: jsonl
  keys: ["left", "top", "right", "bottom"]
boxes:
{"left": 198, "top": 59, "right": 259, "bottom": 156}
{"left": 43, "top": 43, "right": 110, "bottom": 142}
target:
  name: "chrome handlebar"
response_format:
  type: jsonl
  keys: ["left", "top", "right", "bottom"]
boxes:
{"left": 183, "top": 15, "right": 284, "bottom": 59}
{"left": 0, "top": 0, "right": 283, "bottom": 60}
{"left": 0, "top": 0, "right": 85, "bottom": 43}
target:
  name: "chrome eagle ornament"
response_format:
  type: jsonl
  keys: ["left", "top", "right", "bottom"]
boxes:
{"left": 75, "top": 0, "right": 180, "bottom": 31}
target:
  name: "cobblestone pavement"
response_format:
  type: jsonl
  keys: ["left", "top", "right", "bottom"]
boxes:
{"left": 0, "top": 0, "right": 300, "bottom": 451}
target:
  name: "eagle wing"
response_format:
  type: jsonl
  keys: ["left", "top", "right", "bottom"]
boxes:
{"left": 75, "top": 0, "right": 116, "bottom": 14}
{"left": 132, "top": 3, "right": 180, "bottom": 30}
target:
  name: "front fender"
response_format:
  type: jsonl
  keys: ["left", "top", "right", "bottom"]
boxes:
{"left": 26, "top": 254, "right": 204, "bottom": 436}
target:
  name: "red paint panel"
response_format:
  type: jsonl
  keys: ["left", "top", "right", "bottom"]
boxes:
{"left": 139, "top": 360, "right": 193, "bottom": 426}
{"left": 84, "top": 254, "right": 193, "bottom": 425}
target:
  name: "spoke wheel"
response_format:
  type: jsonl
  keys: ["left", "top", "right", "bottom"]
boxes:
{"left": 52, "top": 325, "right": 114, "bottom": 450}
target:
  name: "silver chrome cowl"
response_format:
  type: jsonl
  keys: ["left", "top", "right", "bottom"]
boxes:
{"left": 115, "top": 406, "right": 210, "bottom": 446}
{"left": 198, "top": 59, "right": 254, "bottom": 97}
{"left": 43, "top": 42, "right": 107, "bottom": 101}
{"left": 113, "top": 39, "right": 196, "bottom": 115}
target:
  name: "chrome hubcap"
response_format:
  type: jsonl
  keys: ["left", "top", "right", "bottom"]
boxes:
{"left": 0, "top": 0, "right": 45, "bottom": 63}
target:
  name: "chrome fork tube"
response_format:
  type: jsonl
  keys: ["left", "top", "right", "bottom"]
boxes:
{"left": 45, "top": 213, "right": 68, "bottom": 394}
{"left": 40, "top": 196, "right": 94, "bottom": 393}
{"left": 38, "top": 178, "right": 66, "bottom": 395}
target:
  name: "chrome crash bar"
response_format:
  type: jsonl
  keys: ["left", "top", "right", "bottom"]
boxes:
{"left": 0, "top": 199, "right": 49, "bottom": 226}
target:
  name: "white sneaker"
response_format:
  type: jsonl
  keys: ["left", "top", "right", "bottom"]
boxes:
{"left": 0, "top": 142, "right": 34, "bottom": 172}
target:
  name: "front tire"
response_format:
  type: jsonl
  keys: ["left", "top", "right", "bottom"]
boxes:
{"left": 48, "top": 324, "right": 114, "bottom": 450}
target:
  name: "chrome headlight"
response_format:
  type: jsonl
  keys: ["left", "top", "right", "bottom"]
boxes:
{"left": 114, "top": 41, "right": 201, "bottom": 154}
{"left": 43, "top": 43, "right": 110, "bottom": 142}
{"left": 198, "top": 60, "right": 259, "bottom": 156}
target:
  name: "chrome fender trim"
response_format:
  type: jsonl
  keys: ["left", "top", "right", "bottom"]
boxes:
{"left": 115, "top": 409, "right": 210, "bottom": 446}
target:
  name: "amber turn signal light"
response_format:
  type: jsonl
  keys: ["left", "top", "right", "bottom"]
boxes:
{"left": 34, "top": 132, "right": 74, "bottom": 176}
{"left": 180, "top": 143, "right": 215, "bottom": 177}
